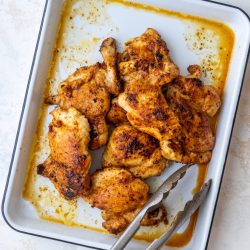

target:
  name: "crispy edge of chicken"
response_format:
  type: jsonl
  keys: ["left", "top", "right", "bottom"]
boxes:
{"left": 89, "top": 116, "right": 109, "bottom": 151}
{"left": 160, "top": 138, "right": 212, "bottom": 164}
{"left": 102, "top": 205, "right": 168, "bottom": 235}
{"left": 107, "top": 97, "right": 130, "bottom": 126}
{"left": 37, "top": 107, "right": 92, "bottom": 199}
{"left": 118, "top": 28, "right": 180, "bottom": 86}
{"left": 102, "top": 125, "right": 168, "bottom": 179}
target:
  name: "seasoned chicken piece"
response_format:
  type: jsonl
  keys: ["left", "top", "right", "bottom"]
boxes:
{"left": 160, "top": 66, "right": 221, "bottom": 164}
{"left": 86, "top": 167, "right": 149, "bottom": 213}
{"left": 118, "top": 29, "right": 181, "bottom": 155}
{"left": 37, "top": 107, "right": 91, "bottom": 199}
{"left": 85, "top": 167, "right": 167, "bottom": 234}
{"left": 118, "top": 72, "right": 181, "bottom": 142}
{"left": 167, "top": 97, "right": 215, "bottom": 153}
{"left": 170, "top": 65, "right": 221, "bottom": 117}
{"left": 107, "top": 97, "right": 129, "bottom": 126}
{"left": 45, "top": 38, "right": 120, "bottom": 150}
{"left": 102, "top": 125, "right": 168, "bottom": 179}
{"left": 119, "top": 28, "right": 179, "bottom": 86}
{"left": 160, "top": 98, "right": 214, "bottom": 164}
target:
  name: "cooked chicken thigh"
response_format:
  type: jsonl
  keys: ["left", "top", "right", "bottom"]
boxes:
{"left": 45, "top": 38, "right": 120, "bottom": 150}
{"left": 161, "top": 65, "right": 221, "bottom": 164}
{"left": 170, "top": 65, "right": 221, "bottom": 117}
{"left": 119, "top": 28, "right": 179, "bottom": 86}
{"left": 86, "top": 167, "right": 149, "bottom": 213}
{"left": 86, "top": 167, "right": 167, "bottom": 234}
{"left": 167, "top": 91, "right": 215, "bottom": 153}
{"left": 160, "top": 98, "right": 214, "bottom": 164}
{"left": 102, "top": 125, "right": 168, "bottom": 179}
{"left": 37, "top": 107, "right": 91, "bottom": 199}
{"left": 118, "top": 72, "right": 181, "bottom": 142}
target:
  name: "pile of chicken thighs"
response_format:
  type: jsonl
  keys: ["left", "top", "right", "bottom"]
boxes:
{"left": 38, "top": 29, "right": 221, "bottom": 234}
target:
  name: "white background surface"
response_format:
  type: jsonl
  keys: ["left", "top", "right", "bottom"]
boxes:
{"left": 0, "top": 0, "right": 249, "bottom": 249}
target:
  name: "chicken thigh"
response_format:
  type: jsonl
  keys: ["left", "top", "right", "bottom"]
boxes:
{"left": 37, "top": 107, "right": 91, "bottom": 199}
{"left": 161, "top": 65, "right": 221, "bottom": 164}
{"left": 85, "top": 167, "right": 167, "bottom": 234}
{"left": 160, "top": 99, "right": 214, "bottom": 164}
{"left": 102, "top": 125, "right": 168, "bottom": 179}
{"left": 118, "top": 73, "right": 181, "bottom": 142}
{"left": 118, "top": 28, "right": 179, "bottom": 85}
{"left": 169, "top": 65, "right": 221, "bottom": 117}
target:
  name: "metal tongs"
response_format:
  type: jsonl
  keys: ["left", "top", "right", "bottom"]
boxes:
{"left": 111, "top": 164, "right": 212, "bottom": 250}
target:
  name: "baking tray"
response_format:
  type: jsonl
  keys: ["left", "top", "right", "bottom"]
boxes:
{"left": 2, "top": 0, "right": 250, "bottom": 249}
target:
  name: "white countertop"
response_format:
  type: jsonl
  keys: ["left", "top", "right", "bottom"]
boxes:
{"left": 0, "top": 0, "right": 249, "bottom": 249}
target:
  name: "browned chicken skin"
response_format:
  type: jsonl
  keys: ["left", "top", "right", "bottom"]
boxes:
{"left": 37, "top": 107, "right": 91, "bottom": 199}
{"left": 89, "top": 116, "right": 109, "bottom": 150}
{"left": 45, "top": 38, "right": 120, "bottom": 150}
{"left": 102, "top": 125, "right": 168, "bottom": 179}
{"left": 160, "top": 99, "right": 213, "bottom": 164}
{"left": 100, "top": 37, "right": 121, "bottom": 95}
{"left": 107, "top": 97, "right": 129, "bottom": 126}
{"left": 86, "top": 167, "right": 149, "bottom": 213}
{"left": 85, "top": 167, "right": 167, "bottom": 234}
{"left": 118, "top": 73, "right": 181, "bottom": 142}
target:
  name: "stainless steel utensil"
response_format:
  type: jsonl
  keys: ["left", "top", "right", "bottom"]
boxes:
{"left": 146, "top": 180, "right": 211, "bottom": 250}
{"left": 111, "top": 164, "right": 211, "bottom": 250}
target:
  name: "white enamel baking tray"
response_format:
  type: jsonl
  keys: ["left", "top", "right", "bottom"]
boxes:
{"left": 2, "top": 0, "right": 250, "bottom": 249}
